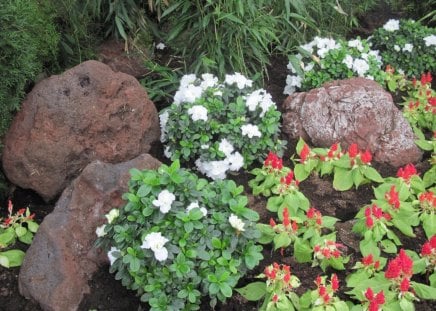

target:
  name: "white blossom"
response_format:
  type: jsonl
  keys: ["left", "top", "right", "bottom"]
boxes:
{"left": 245, "top": 89, "right": 275, "bottom": 116}
{"left": 163, "top": 146, "right": 172, "bottom": 158}
{"left": 394, "top": 45, "right": 401, "bottom": 52}
{"left": 155, "top": 42, "right": 166, "bottom": 50}
{"left": 348, "top": 39, "right": 364, "bottom": 52}
{"left": 352, "top": 58, "right": 370, "bottom": 76}
{"left": 95, "top": 224, "right": 106, "bottom": 237}
{"left": 141, "top": 232, "right": 169, "bottom": 262}
{"left": 303, "top": 63, "right": 314, "bottom": 72}
{"left": 227, "top": 152, "right": 244, "bottom": 171}
{"left": 219, "top": 139, "right": 234, "bottom": 157}
{"left": 188, "top": 105, "right": 208, "bottom": 121}
{"left": 159, "top": 110, "right": 169, "bottom": 142}
{"left": 402, "top": 43, "right": 413, "bottom": 53}
{"left": 241, "top": 124, "right": 262, "bottom": 138}
{"left": 152, "top": 190, "right": 176, "bottom": 214}
{"left": 195, "top": 159, "right": 229, "bottom": 180}
{"left": 225, "top": 73, "right": 253, "bottom": 89}
{"left": 200, "top": 144, "right": 210, "bottom": 149}
{"left": 229, "top": 213, "right": 245, "bottom": 232}
{"left": 423, "top": 35, "right": 436, "bottom": 46}
{"left": 342, "top": 55, "right": 354, "bottom": 69}
{"left": 179, "top": 74, "right": 197, "bottom": 88}
{"left": 314, "top": 37, "right": 340, "bottom": 58}
{"left": 107, "top": 247, "right": 120, "bottom": 266}
{"left": 383, "top": 19, "right": 400, "bottom": 32}
{"left": 105, "top": 209, "right": 119, "bottom": 224}
{"left": 200, "top": 74, "right": 218, "bottom": 89}
{"left": 186, "top": 201, "right": 207, "bottom": 217}
{"left": 174, "top": 84, "right": 203, "bottom": 105}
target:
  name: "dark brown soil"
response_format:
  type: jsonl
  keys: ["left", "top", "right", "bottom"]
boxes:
{"left": 1, "top": 6, "right": 435, "bottom": 311}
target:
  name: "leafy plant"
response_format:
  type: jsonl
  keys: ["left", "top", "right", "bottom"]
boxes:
{"left": 96, "top": 161, "right": 263, "bottom": 310}
{"left": 0, "top": 0, "right": 60, "bottom": 135}
{"left": 284, "top": 36, "right": 385, "bottom": 95}
{"left": 160, "top": 73, "right": 285, "bottom": 180}
{"left": 0, "top": 200, "right": 39, "bottom": 268}
{"left": 369, "top": 19, "right": 436, "bottom": 77}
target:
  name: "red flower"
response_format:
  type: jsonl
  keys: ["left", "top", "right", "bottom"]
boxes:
{"left": 264, "top": 152, "right": 283, "bottom": 170}
{"left": 365, "top": 287, "right": 374, "bottom": 300}
{"left": 362, "top": 254, "right": 374, "bottom": 266}
{"left": 8, "top": 200, "right": 13, "bottom": 214}
{"left": 365, "top": 215, "right": 374, "bottom": 228}
{"left": 272, "top": 294, "right": 279, "bottom": 302}
{"left": 430, "top": 235, "right": 436, "bottom": 248}
{"left": 315, "top": 275, "right": 322, "bottom": 286}
{"left": 385, "top": 259, "right": 401, "bottom": 279}
{"left": 318, "top": 285, "right": 326, "bottom": 296}
{"left": 421, "top": 72, "right": 432, "bottom": 85}
{"left": 17, "top": 208, "right": 26, "bottom": 215}
{"left": 375, "top": 291, "right": 385, "bottom": 304}
{"left": 300, "top": 143, "right": 311, "bottom": 163}
{"left": 307, "top": 207, "right": 315, "bottom": 219}
{"left": 4, "top": 217, "right": 12, "bottom": 226}
{"left": 361, "top": 150, "right": 372, "bottom": 164}
{"left": 284, "top": 272, "right": 291, "bottom": 283}
{"left": 282, "top": 207, "right": 290, "bottom": 227}
{"left": 365, "top": 288, "right": 385, "bottom": 311}
{"left": 374, "top": 260, "right": 380, "bottom": 269}
{"left": 397, "top": 164, "right": 418, "bottom": 181}
{"left": 331, "top": 274, "right": 339, "bottom": 291}
{"left": 281, "top": 171, "right": 296, "bottom": 186}
{"left": 400, "top": 278, "right": 410, "bottom": 292}
{"left": 385, "top": 185, "right": 400, "bottom": 209}
{"left": 348, "top": 143, "right": 359, "bottom": 158}
{"left": 269, "top": 218, "right": 276, "bottom": 227}
{"left": 327, "top": 143, "right": 339, "bottom": 159}
{"left": 291, "top": 221, "right": 298, "bottom": 232}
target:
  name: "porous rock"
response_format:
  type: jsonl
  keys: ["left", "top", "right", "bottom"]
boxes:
{"left": 2, "top": 60, "right": 160, "bottom": 201}
{"left": 282, "top": 77, "right": 422, "bottom": 167}
{"left": 18, "top": 154, "right": 161, "bottom": 311}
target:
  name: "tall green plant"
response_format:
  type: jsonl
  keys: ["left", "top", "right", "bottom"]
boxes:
{"left": 0, "top": 0, "right": 59, "bottom": 136}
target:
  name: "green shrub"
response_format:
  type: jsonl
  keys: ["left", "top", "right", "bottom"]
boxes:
{"left": 369, "top": 19, "right": 436, "bottom": 77}
{"left": 0, "top": 0, "right": 59, "bottom": 136}
{"left": 96, "top": 161, "right": 263, "bottom": 310}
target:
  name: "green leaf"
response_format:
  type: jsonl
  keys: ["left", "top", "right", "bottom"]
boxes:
{"left": 18, "top": 231, "right": 33, "bottom": 245}
{"left": 399, "top": 297, "right": 414, "bottom": 311}
{"left": 294, "top": 163, "right": 310, "bottom": 181}
{"left": 0, "top": 249, "right": 25, "bottom": 267}
{"left": 15, "top": 226, "right": 27, "bottom": 238}
{"left": 0, "top": 228, "right": 16, "bottom": 247}
{"left": 294, "top": 238, "right": 312, "bottom": 263}
{"left": 27, "top": 221, "right": 39, "bottom": 233}
{"left": 359, "top": 236, "right": 380, "bottom": 257}
{"left": 333, "top": 169, "right": 353, "bottom": 191}
{"left": 235, "top": 282, "right": 266, "bottom": 301}
{"left": 137, "top": 184, "right": 151, "bottom": 197}
{"left": 381, "top": 239, "right": 397, "bottom": 253}
{"left": 429, "top": 272, "right": 436, "bottom": 287}
{"left": 219, "top": 282, "right": 233, "bottom": 298}
{"left": 412, "top": 281, "right": 436, "bottom": 299}
{"left": 362, "top": 166, "right": 384, "bottom": 183}
{"left": 422, "top": 213, "right": 436, "bottom": 239}
{"left": 211, "top": 237, "right": 222, "bottom": 249}
{"left": 391, "top": 218, "right": 415, "bottom": 237}
{"left": 274, "top": 232, "right": 292, "bottom": 250}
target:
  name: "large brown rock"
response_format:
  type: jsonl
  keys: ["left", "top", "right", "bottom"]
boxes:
{"left": 18, "top": 154, "right": 161, "bottom": 311}
{"left": 2, "top": 60, "right": 160, "bottom": 201}
{"left": 282, "top": 78, "right": 422, "bottom": 167}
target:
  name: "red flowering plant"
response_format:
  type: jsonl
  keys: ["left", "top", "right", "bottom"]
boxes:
{"left": 410, "top": 235, "right": 436, "bottom": 288}
{"left": 417, "top": 190, "right": 436, "bottom": 239}
{"left": 291, "top": 139, "right": 384, "bottom": 191}
{"left": 249, "top": 152, "right": 291, "bottom": 197}
{"left": 236, "top": 262, "right": 301, "bottom": 311}
{"left": 347, "top": 248, "right": 436, "bottom": 310}
{"left": 310, "top": 235, "right": 350, "bottom": 272}
{"left": 0, "top": 200, "right": 39, "bottom": 268}
{"left": 299, "top": 274, "right": 348, "bottom": 311}
{"left": 346, "top": 254, "right": 386, "bottom": 289}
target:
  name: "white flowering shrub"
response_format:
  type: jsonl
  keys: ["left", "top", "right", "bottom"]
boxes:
{"left": 284, "top": 36, "right": 386, "bottom": 95}
{"left": 96, "top": 161, "right": 263, "bottom": 310}
{"left": 160, "top": 73, "right": 285, "bottom": 180}
{"left": 369, "top": 19, "right": 436, "bottom": 77}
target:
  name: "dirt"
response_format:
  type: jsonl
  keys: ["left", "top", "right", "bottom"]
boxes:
{"left": 1, "top": 6, "right": 435, "bottom": 311}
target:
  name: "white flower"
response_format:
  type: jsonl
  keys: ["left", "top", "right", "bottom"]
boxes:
{"left": 95, "top": 224, "right": 106, "bottom": 237}
{"left": 186, "top": 201, "right": 207, "bottom": 217}
{"left": 200, "top": 74, "right": 218, "bottom": 89}
{"left": 152, "top": 190, "right": 176, "bottom": 214}
{"left": 200, "top": 144, "right": 209, "bottom": 149}
{"left": 245, "top": 89, "right": 275, "bottom": 116}
{"left": 303, "top": 63, "right": 314, "bottom": 72}
{"left": 227, "top": 151, "right": 244, "bottom": 171}
{"left": 286, "top": 75, "right": 302, "bottom": 88}
{"left": 225, "top": 73, "right": 253, "bottom": 89}
{"left": 219, "top": 139, "right": 234, "bottom": 157}
{"left": 141, "top": 232, "right": 169, "bottom": 262}
{"left": 342, "top": 55, "right": 354, "bottom": 69}
{"left": 423, "top": 35, "right": 436, "bottom": 46}
{"left": 195, "top": 159, "right": 229, "bottom": 180}
{"left": 188, "top": 105, "right": 208, "bottom": 121}
{"left": 163, "top": 146, "right": 172, "bottom": 158}
{"left": 383, "top": 19, "right": 400, "bottom": 32}
{"left": 314, "top": 37, "right": 339, "bottom": 58}
{"left": 107, "top": 247, "right": 120, "bottom": 266}
{"left": 229, "top": 213, "right": 245, "bottom": 232}
{"left": 394, "top": 45, "right": 401, "bottom": 52}
{"left": 179, "top": 74, "right": 197, "bottom": 88}
{"left": 155, "top": 42, "right": 166, "bottom": 50}
{"left": 352, "top": 58, "right": 370, "bottom": 76}
{"left": 402, "top": 43, "right": 413, "bottom": 52}
{"left": 105, "top": 209, "right": 119, "bottom": 224}
{"left": 159, "top": 110, "right": 169, "bottom": 142}
{"left": 213, "top": 90, "right": 223, "bottom": 96}
{"left": 241, "top": 124, "right": 262, "bottom": 138}
{"left": 174, "top": 84, "right": 203, "bottom": 105}
{"left": 348, "top": 39, "right": 364, "bottom": 52}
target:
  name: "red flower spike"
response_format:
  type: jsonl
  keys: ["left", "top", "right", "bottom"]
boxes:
{"left": 385, "top": 259, "right": 401, "bottom": 279}
{"left": 362, "top": 254, "right": 374, "bottom": 266}
{"left": 318, "top": 285, "right": 326, "bottom": 296}
{"left": 365, "top": 288, "right": 374, "bottom": 301}
{"left": 369, "top": 302, "right": 378, "bottom": 311}
{"left": 430, "top": 235, "right": 436, "bottom": 248}
{"left": 421, "top": 72, "right": 433, "bottom": 85}
{"left": 386, "top": 186, "right": 400, "bottom": 209}
{"left": 4, "top": 218, "right": 12, "bottom": 226}
{"left": 17, "top": 208, "right": 26, "bottom": 215}
{"left": 348, "top": 143, "right": 359, "bottom": 158}
{"left": 400, "top": 278, "right": 410, "bottom": 292}
{"left": 269, "top": 218, "right": 276, "bottom": 227}
{"left": 284, "top": 273, "right": 291, "bottom": 284}
{"left": 421, "top": 242, "right": 432, "bottom": 256}
{"left": 315, "top": 275, "right": 322, "bottom": 286}
{"left": 282, "top": 208, "right": 290, "bottom": 227}
{"left": 322, "top": 293, "right": 331, "bottom": 303}
{"left": 331, "top": 274, "right": 339, "bottom": 291}
{"left": 300, "top": 143, "right": 310, "bottom": 163}
{"left": 375, "top": 291, "right": 385, "bottom": 304}
{"left": 272, "top": 294, "right": 279, "bottom": 303}
{"left": 361, "top": 150, "right": 372, "bottom": 164}
{"left": 8, "top": 200, "right": 13, "bottom": 214}
{"left": 397, "top": 164, "right": 418, "bottom": 181}
{"left": 307, "top": 207, "right": 315, "bottom": 219}
{"left": 374, "top": 261, "right": 380, "bottom": 269}
{"left": 398, "top": 249, "right": 413, "bottom": 276}
{"left": 291, "top": 221, "right": 298, "bottom": 232}
{"left": 365, "top": 216, "right": 374, "bottom": 228}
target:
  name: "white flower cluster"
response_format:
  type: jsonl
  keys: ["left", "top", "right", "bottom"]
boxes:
{"left": 152, "top": 189, "right": 176, "bottom": 214}
{"left": 424, "top": 35, "right": 436, "bottom": 47}
{"left": 225, "top": 72, "right": 253, "bottom": 89}
{"left": 245, "top": 89, "right": 275, "bottom": 117}
{"left": 186, "top": 201, "right": 207, "bottom": 217}
{"left": 105, "top": 209, "right": 119, "bottom": 224}
{"left": 195, "top": 138, "right": 244, "bottom": 180}
{"left": 383, "top": 19, "right": 400, "bottom": 32}
{"left": 229, "top": 213, "right": 245, "bottom": 232}
{"left": 285, "top": 37, "right": 382, "bottom": 95}
{"left": 107, "top": 246, "right": 120, "bottom": 265}
{"left": 187, "top": 105, "right": 208, "bottom": 121}
{"left": 173, "top": 73, "right": 220, "bottom": 105}
{"left": 241, "top": 124, "right": 261, "bottom": 138}
{"left": 141, "top": 232, "right": 169, "bottom": 262}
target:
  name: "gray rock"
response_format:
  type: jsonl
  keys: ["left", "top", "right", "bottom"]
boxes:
{"left": 2, "top": 60, "right": 160, "bottom": 201}
{"left": 18, "top": 154, "right": 161, "bottom": 311}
